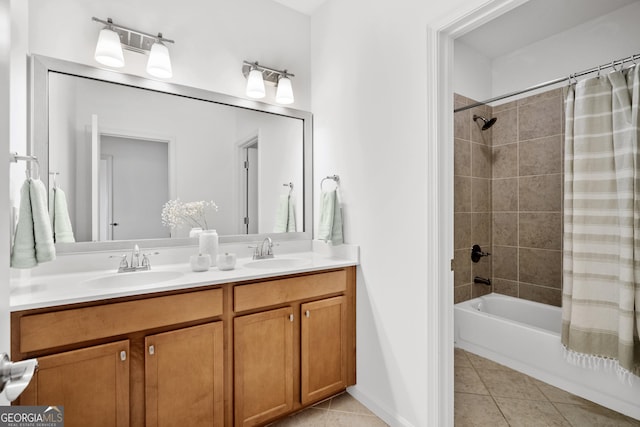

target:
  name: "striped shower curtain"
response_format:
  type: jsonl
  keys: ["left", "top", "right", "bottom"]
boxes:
{"left": 562, "top": 65, "right": 640, "bottom": 381}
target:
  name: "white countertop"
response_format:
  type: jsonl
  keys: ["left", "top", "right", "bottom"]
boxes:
{"left": 10, "top": 243, "right": 359, "bottom": 312}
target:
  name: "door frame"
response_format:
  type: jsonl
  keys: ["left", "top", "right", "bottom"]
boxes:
{"left": 426, "top": 0, "right": 529, "bottom": 424}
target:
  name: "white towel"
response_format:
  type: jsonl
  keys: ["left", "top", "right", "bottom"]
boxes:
{"left": 317, "top": 190, "right": 343, "bottom": 245}
{"left": 11, "top": 179, "right": 56, "bottom": 268}
{"left": 11, "top": 181, "right": 37, "bottom": 268}
{"left": 50, "top": 187, "right": 75, "bottom": 243}
{"left": 30, "top": 179, "right": 56, "bottom": 262}
{"left": 274, "top": 194, "right": 297, "bottom": 233}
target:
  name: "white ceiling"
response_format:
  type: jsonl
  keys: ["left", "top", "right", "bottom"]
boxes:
{"left": 270, "top": 0, "right": 327, "bottom": 15}
{"left": 457, "top": 0, "right": 639, "bottom": 59}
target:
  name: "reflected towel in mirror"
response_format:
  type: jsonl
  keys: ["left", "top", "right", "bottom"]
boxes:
{"left": 49, "top": 187, "right": 75, "bottom": 243}
{"left": 274, "top": 194, "right": 296, "bottom": 233}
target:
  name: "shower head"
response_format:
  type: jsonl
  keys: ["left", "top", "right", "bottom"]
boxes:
{"left": 473, "top": 115, "right": 497, "bottom": 130}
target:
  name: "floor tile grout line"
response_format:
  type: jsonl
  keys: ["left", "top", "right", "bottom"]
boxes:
{"left": 466, "top": 350, "right": 511, "bottom": 425}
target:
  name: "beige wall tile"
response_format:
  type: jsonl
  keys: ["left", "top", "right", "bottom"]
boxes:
{"left": 455, "top": 285, "right": 472, "bottom": 304}
{"left": 472, "top": 143, "right": 492, "bottom": 178}
{"left": 454, "top": 213, "right": 472, "bottom": 250}
{"left": 472, "top": 282, "right": 492, "bottom": 298}
{"left": 492, "top": 143, "right": 517, "bottom": 178}
{"left": 519, "top": 213, "right": 561, "bottom": 250}
{"left": 454, "top": 93, "right": 471, "bottom": 106}
{"left": 493, "top": 278, "right": 518, "bottom": 297}
{"left": 519, "top": 96, "right": 562, "bottom": 141}
{"left": 493, "top": 100, "right": 517, "bottom": 113}
{"left": 493, "top": 246, "right": 518, "bottom": 281}
{"left": 519, "top": 135, "right": 562, "bottom": 176}
{"left": 517, "top": 88, "right": 562, "bottom": 106}
{"left": 454, "top": 249, "right": 472, "bottom": 287}
{"left": 493, "top": 178, "right": 518, "bottom": 212}
{"left": 493, "top": 213, "right": 517, "bottom": 246}
{"left": 455, "top": 138, "right": 471, "bottom": 177}
{"left": 472, "top": 178, "right": 491, "bottom": 212}
{"left": 455, "top": 108, "right": 471, "bottom": 141}
{"left": 519, "top": 175, "right": 562, "bottom": 212}
{"left": 472, "top": 212, "right": 492, "bottom": 247}
{"left": 519, "top": 283, "right": 561, "bottom": 306}
{"left": 455, "top": 176, "right": 472, "bottom": 213}
{"left": 519, "top": 248, "right": 562, "bottom": 288}
{"left": 492, "top": 108, "right": 518, "bottom": 147}
{"left": 472, "top": 256, "right": 491, "bottom": 279}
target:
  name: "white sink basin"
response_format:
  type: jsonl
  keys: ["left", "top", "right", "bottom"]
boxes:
{"left": 83, "top": 270, "right": 184, "bottom": 289}
{"left": 243, "top": 258, "right": 311, "bottom": 269}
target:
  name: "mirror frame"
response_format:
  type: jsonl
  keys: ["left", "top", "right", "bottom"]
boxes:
{"left": 30, "top": 54, "right": 313, "bottom": 253}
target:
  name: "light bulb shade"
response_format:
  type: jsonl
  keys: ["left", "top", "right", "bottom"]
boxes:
{"left": 94, "top": 28, "right": 124, "bottom": 68}
{"left": 276, "top": 76, "right": 294, "bottom": 104}
{"left": 246, "top": 69, "right": 266, "bottom": 99}
{"left": 146, "top": 42, "right": 173, "bottom": 79}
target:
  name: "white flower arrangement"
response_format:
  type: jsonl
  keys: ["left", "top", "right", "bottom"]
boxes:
{"left": 161, "top": 199, "right": 219, "bottom": 230}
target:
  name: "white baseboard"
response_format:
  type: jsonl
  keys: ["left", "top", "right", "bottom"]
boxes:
{"left": 347, "top": 386, "right": 416, "bottom": 427}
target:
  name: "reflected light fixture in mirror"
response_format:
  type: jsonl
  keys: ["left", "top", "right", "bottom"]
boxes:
{"left": 243, "top": 61, "right": 295, "bottom": 104}
{"left": 92, "top": 17, "right": 174, "bottom": 79}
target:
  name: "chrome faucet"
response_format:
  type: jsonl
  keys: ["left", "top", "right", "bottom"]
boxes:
{"left": 111, "top": 244, "right": 153, "bottom": 273}
{"left": 251, "top": 237, "right": 275, "bottom": 260}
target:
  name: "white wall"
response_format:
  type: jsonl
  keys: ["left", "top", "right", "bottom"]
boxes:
{"left": 491, "top": 1, "right": 640, "bottom": 97}
{"left": 0, "top": 0, "right": 11, "bottom": 392}
{"left": 28, "top": 0, "right": 311, "bottom": 110}
{"left": 453, "top": 40, "right": 492, "bottom": 102}
{"left": 311, "top": 0, "right": 486, "bottom": 425}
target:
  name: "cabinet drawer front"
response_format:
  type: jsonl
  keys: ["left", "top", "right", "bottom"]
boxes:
{"left": 234, "top": 270, "right": 347, "bottom": 312}
{"left": 20, "top": 288, "right": 223, "bottom": 353}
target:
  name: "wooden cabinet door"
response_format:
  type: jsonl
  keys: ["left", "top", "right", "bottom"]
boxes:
{"left": 145, "top": 322, "right": 224, "bottom": 427}
{"left": 19, "top": 340, "right": 129, "bottom": 427}
{"left": 234, "top": 307, "right": 294, "bottom": 427}
{"left": 301, "top": 296, "right": 348, "bottom": 404}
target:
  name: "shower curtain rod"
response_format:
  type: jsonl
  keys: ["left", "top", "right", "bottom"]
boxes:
{"left": 454, "top": 53, "right": 640, "bottom": 113}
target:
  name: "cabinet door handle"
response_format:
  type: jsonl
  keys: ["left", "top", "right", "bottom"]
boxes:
{"left": 289, "top": 314, "right": 294, "bottom": 322}
{"left": 120, "top": 351, "right": 127, "bottom": 361}
{"left": 149, "top": 345, "right": 155, "bottom": 355}
{"left": 305, "top": 310, "right": 310, "bottom": 318}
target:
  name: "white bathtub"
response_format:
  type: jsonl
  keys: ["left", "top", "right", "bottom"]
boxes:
{"left": 455, "top": 293, "right": 640, "bottom": 420}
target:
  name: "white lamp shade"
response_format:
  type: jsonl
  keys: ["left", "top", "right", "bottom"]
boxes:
{"left": 146, "top": 42, "right": 173, "bottom": 79}
{"left": 246, "top": 69, "right": 266, "bottom": 99}
{"left": 276, "top": 76, "right": 294, "bottom": 104}
{"left": 94, "top": 28, "right": 124, "bottom": 68}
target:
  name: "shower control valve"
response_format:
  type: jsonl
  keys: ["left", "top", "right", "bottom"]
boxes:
{"left": 471, "top": 244, "right": 491, "bottom": 263}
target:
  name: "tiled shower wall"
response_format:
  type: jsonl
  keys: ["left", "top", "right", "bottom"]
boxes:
{"left": 453, "top": 89, "right": 564, "bottom": 306}
{"left": 453, "top": 95, "right": 493, "bottom": 303}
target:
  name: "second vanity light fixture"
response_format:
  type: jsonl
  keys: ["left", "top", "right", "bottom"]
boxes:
{"left": 92, "top": 17, "right": 175, "bottom": 79}
{"left": 242, "top": 61, "right": 295, "bottom": 105}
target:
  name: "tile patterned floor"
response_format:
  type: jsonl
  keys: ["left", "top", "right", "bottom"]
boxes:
{"left": 455, "top": 348, "right": 640, "bottom": 426}
{"left": 268, "top": 392, "right": 388, "bottom": 426}
{"left": 270, "top": 350, "right": 640, "bottom": 426}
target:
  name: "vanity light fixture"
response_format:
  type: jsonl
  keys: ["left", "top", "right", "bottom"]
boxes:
{"left": 92, "top": 17, "right": 175, "bottom": 79}
{"left": 243, "top": 61, "right": 295, "bottom": 104}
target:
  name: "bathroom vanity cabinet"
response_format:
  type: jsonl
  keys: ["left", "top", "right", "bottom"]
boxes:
{"left": 11, "top": 266, "right": 356, "bottom": 427}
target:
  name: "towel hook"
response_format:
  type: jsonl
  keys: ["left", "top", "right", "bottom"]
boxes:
{"left": 9, "top": 152, "right": 40, "bottom": 180}
{"left": 282, "top": 182, "right": 293, "bottom": 194}
{"left": 321, "top": 175, "right": 340, "bottom": 191}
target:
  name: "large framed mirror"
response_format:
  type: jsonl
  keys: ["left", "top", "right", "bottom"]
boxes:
{"left": 30, "top": 55, "right": 312, "bottom": 252}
